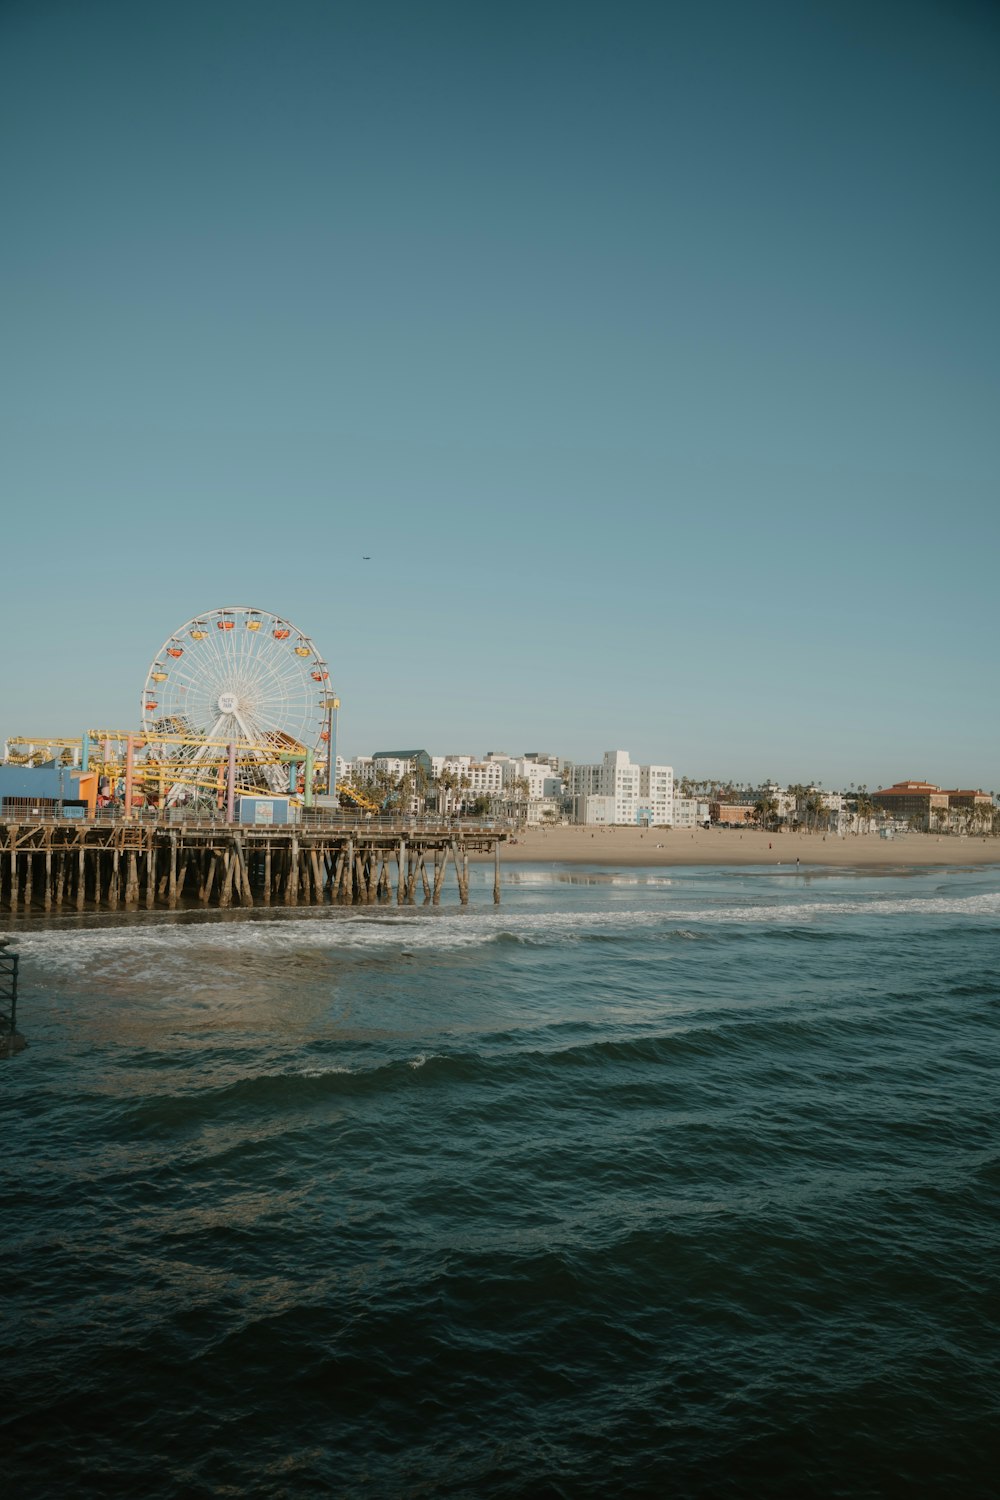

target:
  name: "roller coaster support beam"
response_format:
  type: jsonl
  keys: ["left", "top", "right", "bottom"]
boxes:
{"left": 226, "top": 742, "right": 237, "bottom": 824}
{"left": 124, "top": 735, "right": 135, "bottom": 821}
{"left": 324, "top": 697, "right": 339, "bottom": 795}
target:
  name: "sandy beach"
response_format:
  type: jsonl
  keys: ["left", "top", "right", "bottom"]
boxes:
{"left": 494, "top": 824, "right": 1000, "bottom": 869}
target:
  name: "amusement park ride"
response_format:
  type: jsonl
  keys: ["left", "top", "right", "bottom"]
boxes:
{"left": 5, "top": 606, "right": 380, "bottom": 814}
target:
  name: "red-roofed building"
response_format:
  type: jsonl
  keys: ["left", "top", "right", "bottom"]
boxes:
{"left": 871, "top": 781, "right": 991, "bottom": 830}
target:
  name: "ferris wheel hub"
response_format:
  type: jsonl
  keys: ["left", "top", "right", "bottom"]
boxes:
{"left": 217, "top": 691, "right": 239, "bottom": 714}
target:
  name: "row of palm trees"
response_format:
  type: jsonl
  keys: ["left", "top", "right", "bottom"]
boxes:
{"left": 341, "top": 763, "right": 534, "bottom": 820}
{"left": 932, "top": 802, "right": 999, "bottom": 836}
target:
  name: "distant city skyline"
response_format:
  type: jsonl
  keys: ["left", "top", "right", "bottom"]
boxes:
{"left": 2, "top": 1, "right": 998, "bottom": 786}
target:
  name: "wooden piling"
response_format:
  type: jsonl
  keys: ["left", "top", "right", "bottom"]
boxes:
{"left": 433, "top": 843, "right": 449, "bottom": 904}
{"left": 234, "top": 838, "right": 253, "bottom": 908}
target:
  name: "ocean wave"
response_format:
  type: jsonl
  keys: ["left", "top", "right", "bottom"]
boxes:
{"left": 12, "top": 888, "right": 1000, "bottom": 990}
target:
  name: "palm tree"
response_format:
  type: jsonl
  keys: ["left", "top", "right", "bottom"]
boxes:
{"left": 752, "top": 795, "right": 779, "bottom": 830}
{"left": 438, "top": 768, "right": 458, "bottom": 815}
{"left": 786, "top": 783, "right": 808, "bottom": 830}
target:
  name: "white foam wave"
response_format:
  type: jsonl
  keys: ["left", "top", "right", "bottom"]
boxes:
{"left": 697, "top": 892, "right": 1000, "bottom": 924}
{"left": 12, "top": 886, "right": 1000, "bottom": 980}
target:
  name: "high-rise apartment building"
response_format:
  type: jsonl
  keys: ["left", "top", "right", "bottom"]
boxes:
{"left": 571, "top": 750, "right": 674, "bottom": 825}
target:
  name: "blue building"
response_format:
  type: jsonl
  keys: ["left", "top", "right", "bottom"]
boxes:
{"left": 0, "top": 763, "right": 86, "bottom": 815}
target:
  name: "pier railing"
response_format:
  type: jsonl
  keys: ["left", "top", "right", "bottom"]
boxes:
{"left": 1, "top": 809, "right": 516, "bottom": 835}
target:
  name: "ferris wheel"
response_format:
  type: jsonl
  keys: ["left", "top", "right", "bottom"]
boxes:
{"left": 141, "top": 606, "right": 332, "bottom": 798}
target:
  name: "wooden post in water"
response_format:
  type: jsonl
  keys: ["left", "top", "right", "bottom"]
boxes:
{"left": 287, "top": 834, "right": 299, "bottom": 905}
{"left": 126, "top": 852, "right": 139, "bottom": 907}
{"left": 449, "top": 841, "right": 465, "bottom": 904}
{"left": 200, "top": 853, "right": 217, "bottom": 904}
{"left": 494, "top": 840, "right": 501, "bottom": 904}
{"left": 433, "top": 843, "right": 449, "bottom": 904}
{"left": 219, "top": 849, "right": 234, "bottom": 909}
{"left": 234, "top": 838, "right": 253, "bottom": 907}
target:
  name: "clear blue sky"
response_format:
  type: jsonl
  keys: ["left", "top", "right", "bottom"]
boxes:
{"left": 2, "top": 0, "right": 998, "bottom": 788}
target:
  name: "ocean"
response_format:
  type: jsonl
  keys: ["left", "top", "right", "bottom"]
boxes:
{"left": 4, "top": 863, "right": 999, "bottom": 1498}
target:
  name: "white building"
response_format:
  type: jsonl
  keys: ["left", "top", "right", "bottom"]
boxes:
{"left": 794, "top": 788, "right": 844, "bottom": 831}
{"left": 572, "top": 750, "right": 674, "bottom": 826}
{"left": 671, "top": 796, "right": 710, "bottom": 829}
{"left": 503, "top": 757, "right": 563, "bottom": 800}
{"left": 434, "top": 755, "right": 506, "bottom": 799}
{"left": 640, "top": 764, "right": 674, "bottom": 826}
{"left": 483, "top": 757, "right": 563, "bottom": 823}
{"left": 373, "top": 756, "right": 411, "bottom": 783}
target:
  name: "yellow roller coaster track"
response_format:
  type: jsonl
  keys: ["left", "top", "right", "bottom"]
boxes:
{"left": 336, "top": 782, "right": 381, "bottom": 813}
{"left": 5, "top": 733, "right": 317, "bottom": 770}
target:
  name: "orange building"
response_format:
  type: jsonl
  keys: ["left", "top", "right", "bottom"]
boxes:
{"left": 709, "top": 801, "right": 755, "bottom": 826}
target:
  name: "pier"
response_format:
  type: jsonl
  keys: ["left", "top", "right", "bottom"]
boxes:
{"left": 0, "top": 816, "right": 507, "bottom": 915}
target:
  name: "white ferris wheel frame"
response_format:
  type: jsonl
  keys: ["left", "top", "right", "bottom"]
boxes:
{"left": 141, "top": 605, "right": 331, "bottom": 798}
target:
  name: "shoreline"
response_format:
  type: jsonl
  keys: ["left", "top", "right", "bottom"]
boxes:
{"left": 486, "top": 825, "right": 1000, "bottom": 870}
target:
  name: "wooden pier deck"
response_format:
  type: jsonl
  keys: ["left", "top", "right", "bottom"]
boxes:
{"left": 0, "top": 816, "right": 508, "bottom": 915}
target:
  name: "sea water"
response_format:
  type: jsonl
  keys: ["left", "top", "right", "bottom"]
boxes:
{"left": 4, "top": 864, "right": 999, "bottom": 1498}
